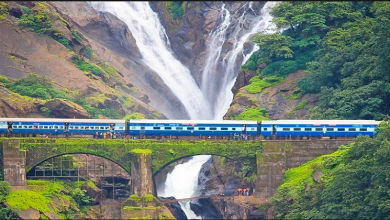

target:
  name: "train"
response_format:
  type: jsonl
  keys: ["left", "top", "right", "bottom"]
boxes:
{"left": 0, "top": 118, "right": 382, "bottom": 140}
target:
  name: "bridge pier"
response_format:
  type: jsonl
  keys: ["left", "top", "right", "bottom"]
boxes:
{"left": 2, "top": 139, "right": 26, "bottom": 190}
{"left": 130, "top": 150, "right": 156, "bottom": 197}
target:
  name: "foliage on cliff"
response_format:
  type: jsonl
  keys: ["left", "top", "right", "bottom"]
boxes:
{"left": 6, "top": 180, "right": 94, "bottom": 219}
{"left": 245, "top": 1, "right": 390, "bottom": 120}
{"left": 271, "top": 121, "right": 390, "bottom": 219}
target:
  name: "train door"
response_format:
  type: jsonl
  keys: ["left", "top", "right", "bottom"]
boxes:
{"left": 64, "top": 123, "right": 69, "bottom": 133}
{"left": 110, "top": 123, "right": 115, "bottom": 133}
{"left": 272, "top": 124, "right": 277, "bottom": 135}
{"left": 241, "top": 124, "right": 247, "bottom": 135}
{"left": 7, "top": 122, "right": 13, "bottom": 136}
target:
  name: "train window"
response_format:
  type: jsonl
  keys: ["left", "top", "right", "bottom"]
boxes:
{"left": 28, "top": 126, "right": 33, "bottom": 129}
{"left": 85, "top": 126, "right": 89, "bottom": 130}
{"left": 327, "top": 128, "right": 334, "bottom": 131}
{"left": 263, "top": 128, "right": 268, "bottom": 131}
{"left": 23, "top": 126, "right": 27, "bottom": 129}
{"left": 176, "top": 127, "right": 183, "bottom": 130}
{"left": 60, "top": 126, "right": 63, "bottom": 129}
{"left": 349, "top": 128, "right": 356, "bottom": 131}
{"left": 140, "top": 127, "right": 145, "bottom": 130}
{"left": 283, "top": 128, "right": 290, "bottom": 131}
{"left": 54, "top": 126, "right": 58, "bottom": 129}
{"left": 251, "top": 128, "right": 255, "bottom": 131}
{"left": 80, "top": 127, "right": 84, "bottom": 129}
{"left": 315, "top": 128, "right": 322, "bottom": 131}
{"left": 198, "top": 127, "right": 205, "bottom": 130}
{"left": 43, "top": 126, "right": 48, "bottom": 129}
{"left": 70, "top": 126, "right": 74, "bottom": 129}
{"left": 221, "top": 128, "right": 228, "bottom": 131}
{"left": 293, "top": 128, "right": 301, "bottom": 131}
{"left": 33, "top": 126, "right": 37, "bottom": 129}
{"left": 119, "top": 127, "right": 124, "bottom": 129}
{"left": 12, "top": 126, "right": 16, "bottom": 129}
{"left": 100, "top": 127, "right": 104, "bottom": 129}
{"left": 131, "top": 126, "right": 136, "bottom": 129}
{"left": 153, "top": 127, "right": 160, "bottom": 130}
{"left": 338, "top": 128, "right": 345, "bottom": 131}
{"left": 49, "top": 126, "right": 53, "bottom": 129}
{"left": 165, "top": 127, "right": 172, "bottom": 130}
{"left": 75, "top": 127, "right": 79, "bottom": 130}
{"left": 105, "top": 127, "right": 109, "bottom": 129}
{"left": 39, "top": 126, "right": 43, "bottom": 129}
{"left": 305, "top": 128, "right": 312, "bottom": 131}
{"left": 187, "top": 127, "right": 194, "bottom": 130}
{"left": 210, "top": 127, "right": 217, "bottom": 130}
{"left": 232, "top": 128, "right": 236, "bottom": 131}
{"left": 360, "top": 128, "right": 367, "bottom": 131}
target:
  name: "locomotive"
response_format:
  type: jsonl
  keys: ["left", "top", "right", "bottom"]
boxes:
{"left": 0, "top": 118, "right": 381, "bottom": 139}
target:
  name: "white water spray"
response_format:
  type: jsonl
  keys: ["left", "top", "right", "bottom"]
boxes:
{"left": 89, "top": 2, "right": 212, "bottom": 120}
{"left": 201, "top": 2, "right": 278, "bottom": 119}
{"left": 158, "top": 155, "right": 212, "bottom": 219}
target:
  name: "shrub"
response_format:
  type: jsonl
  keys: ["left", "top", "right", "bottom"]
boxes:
{"left": 71, "top": 30, "right": 82, "bottom": 41}
{"left": 245, "top": 75, "right": 284, "bottom": 94}
{"left": 56, "top": 38, "right": 72, "bottom": 50}
{"left": 262, "top": 60, "right": 299, "bottom": 77}
{"left": 231, "top": 108, "right": 269, "bottom": 123}
{"left": 0, "top": 2, "right": 9, "bottom": 21}
{"left": 294, "top": 99, "right": 309, "bottom": 110}
{"left": 40, "top": 107, "right": 52, "bottom": 116}
{"left": 0, "top": 181, "right": 10, "bottom": 203}
{"left": 74, "top": 60, "right": 103, "bottom": 76}
{"left": 84, "top": 47, "right": 92, "bottom": 59}
{"left": 123, "top": 113, "right": 146, "bottom": 122}
{"left": 167, "top": 1, "right": 184, "bottom": 20}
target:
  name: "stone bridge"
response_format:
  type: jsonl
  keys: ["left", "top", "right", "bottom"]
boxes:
{"left": 0, "top": 138, "right": 354, "bottom": 200}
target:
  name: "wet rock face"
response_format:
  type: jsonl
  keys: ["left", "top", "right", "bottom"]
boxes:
{"left": 161, "top": 196, "right": 188, "bottom": 220}
{"left": 196, "top": 156, "right": 253, "bottom": 197}
{"left": 190, "top": 198, "right": 222, "bottom": 219}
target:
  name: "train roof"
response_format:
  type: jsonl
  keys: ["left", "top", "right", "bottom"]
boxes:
{"left": 261, "top": 120, "right": 381, "bottom": 125}
{"left": 0, "top": 118, "right": 126, "bottom": 124}
{"left": 129, "top": 119, "right": 258, "bottom": 124}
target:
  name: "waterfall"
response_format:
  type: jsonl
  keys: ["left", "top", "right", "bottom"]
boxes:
{"left": 89, "top": 2, "right": 212, "bottom": 120}
{"left": 157, "top": 155, "right": 212, "bottom": 219}
{"left": 201, "top": 1, "right": 278, "bottom": 119}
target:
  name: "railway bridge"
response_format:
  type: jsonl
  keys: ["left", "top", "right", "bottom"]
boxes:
{"left": 0, "top": 138, "right": 353, "bottom": 200}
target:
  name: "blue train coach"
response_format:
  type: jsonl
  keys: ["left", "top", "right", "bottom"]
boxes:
{"left": 128, "top": 119, "right": 258, "bottom": 137}
{"left": 261, "top": 120, "right": 381, "bottom": 138}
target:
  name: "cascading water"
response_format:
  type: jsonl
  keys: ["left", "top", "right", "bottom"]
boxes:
{"left": 201, "top": 1, "right": 278, "bottom": 119}
{"left": 89, "top": 2, "right": 212, "bottom": 120}
{"left": 158, "top": 155, "right": 212, "bottom": 219}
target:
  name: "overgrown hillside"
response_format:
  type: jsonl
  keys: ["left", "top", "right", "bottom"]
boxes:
{"left": 0, "top": 1, "right": 167, "bottom": 120}
{"left": 227, "top": 1, "right": 390, "bottom": 121}
{"left": 269, "top": 120, "right": 390, "bottom": 219}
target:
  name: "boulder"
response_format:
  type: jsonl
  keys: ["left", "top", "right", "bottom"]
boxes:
{"left": 44, "top": 212, "right": 61, "bottom": 220}
{"left": 18, "top": 208, "right": 40, "bottom": 219}
{"left": 44, "top": 98, "right": 92, "bottom": 118}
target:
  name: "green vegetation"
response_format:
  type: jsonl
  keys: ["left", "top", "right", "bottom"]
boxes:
{"left": 271, "top": 121, "right": 390, "bottom": 219}
{"left": 98, "top": 62, "right": 119, "bottom": 75}
{"left": 245, "top": 75, "right": 284, "bottom": 94}
{"left": 5, "top": 74, "right": 69, "bottom": 100}
{"left": 71, "top": 30, "right": 82, "bottom": 42}
{"left": 123, "top": 113, "right": 146, "bottom": 122}
{"left": 231, "top": 108, "right": 269, "bottom": 123}
{"left": 6, "top": 190, "right": 54, "bottom": 213}
{"left": 84, "top": 47, "right": 92, "bottom": 59}
{"left": 6, "top": 180, "right": 94, "bottom": 219}
{"left": 72, "top": 58, "right": 103, "bottom": 77}
{"left": 244, "top": 1, "right": 390, "bottom": 120}
{"left": 293, "top": 99, "right": 309, "bottom": 111}
{"left": 130, "top": 149, "right": 152, "bottom": 155}
{"left": 39, "top": 107, "right": 52, "bottom": 116}
{"left": 0, "top": 2, "right": 9, "bottom": 21}
{"left": 166, "top": 1, "right": 184, "bottom": 20}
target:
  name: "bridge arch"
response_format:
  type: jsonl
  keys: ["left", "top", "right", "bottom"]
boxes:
{"left": 153, "top": 153, "right": 245, "bottom": 177}
{"left": 26, "top": 152, "right": 131, "bottom": 175}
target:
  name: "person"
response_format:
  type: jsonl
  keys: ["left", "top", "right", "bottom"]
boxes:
{"left": 103, "top": 132, "right": 107, "bottom": 140}
{"left": 113, "top": 133, "right": 117, "bottom": 139}
{"left": 117, "top": 132, "right": 121, "bottom": 139}
{"left": 95, "top": 131, "right": 99, "bottom": 139}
